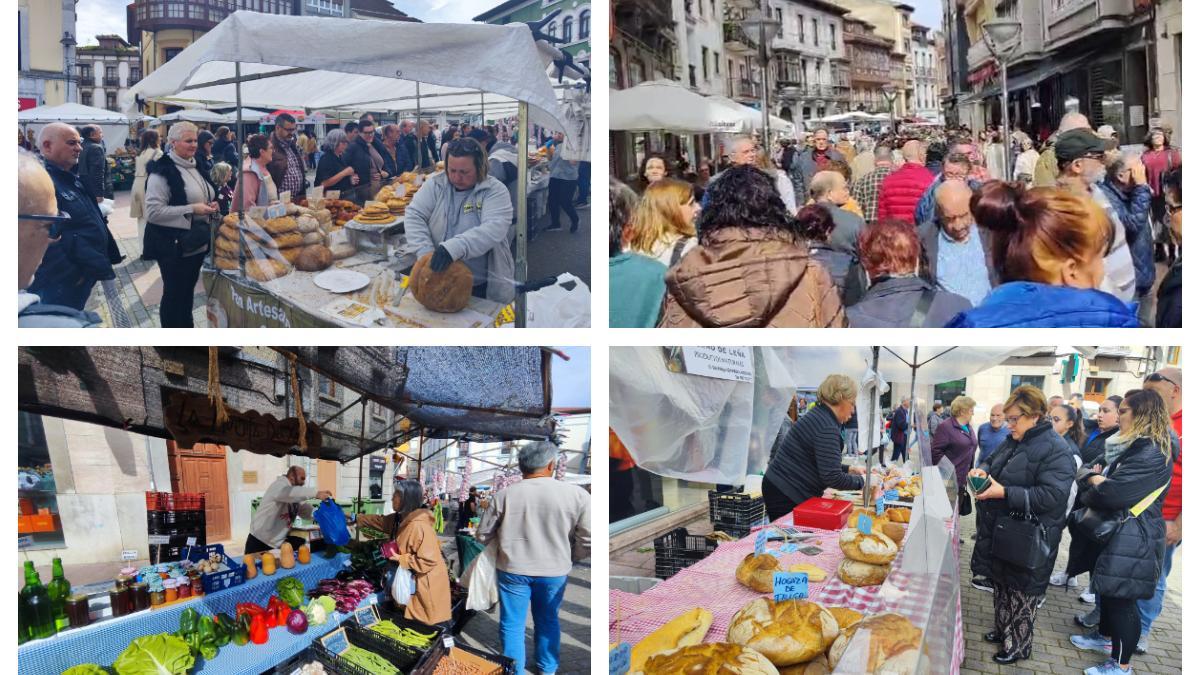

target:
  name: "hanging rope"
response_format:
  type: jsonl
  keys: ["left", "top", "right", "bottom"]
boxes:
{"left": 287, "top": 353, "right": 308, "bottom": 452}
{"left": 207, "top": 346, "right": 230, "bottom": 427}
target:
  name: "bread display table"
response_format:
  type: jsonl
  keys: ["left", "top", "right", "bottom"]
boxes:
{"left": 610, "top": 509, "right": 965, "bottom": 674}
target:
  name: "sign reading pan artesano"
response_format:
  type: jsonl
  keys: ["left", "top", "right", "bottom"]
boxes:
{"left": 162, "top": 388, "right": 323, "bottom": 457}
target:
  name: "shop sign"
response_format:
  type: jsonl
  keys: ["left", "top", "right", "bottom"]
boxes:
{"left": 680, "top": 347, "right": 755, "bottom": 382}
{"left": 163, "top": 389, "right": 323, "bottom": 456}
{"left": 204, "top": 270, "right": 330, "bottom": 328}
{"left": 18, "top": 97, "right": 38, "bottom": 111}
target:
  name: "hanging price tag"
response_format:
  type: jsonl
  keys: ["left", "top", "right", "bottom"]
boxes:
{"left": 121, "top": 549, "right": 138, "bottom": 561}
{"left": 876, "top": 496, "right": 885, "bottom": 516}
{"left": 17, "top": 535, "right": 33, "bottom": 548}
{"left": 773, "top": 571, "right": 809, "bottom": 601}
{"left": 754, "top": 528, "right": 768, "bottom": 555}
{"left": 186, "top": 537, "right": 197, "bottom": 547}
{"left": 354, "top": 605, "right": 380, "bottom": 627}
{"left": 609, "top": 643, "right": 631, "bottom": 675}
{"left": 443, "top": 636, "right": 455, "bottom": 649}
{"left": 885, "top": 489, "right": 899, "bottom": 500}
{"left": 856, "top": 514, "right": 873, "bottom": 535}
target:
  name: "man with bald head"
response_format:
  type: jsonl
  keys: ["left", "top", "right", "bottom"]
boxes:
{"left": 28, "top": 122, "right": 121, "bottom": 312}
{"left": 918, "top": 180, "right": 994, "bottom": 305}
{"left": 810, "top": 170, "right": 866, "bottom": 255}
{"left": 17, "top": 150, "right": 102, "bottom": 326}
{"left": 876, "top": 139, "right": 934, "bottom": 224}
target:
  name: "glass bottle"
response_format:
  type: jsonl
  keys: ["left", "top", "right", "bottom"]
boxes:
{"left": 47, "top": 558, "right": 71, "bottom": 631}
{"left": 19, "top": 561, "right": 56, "bottom": 640}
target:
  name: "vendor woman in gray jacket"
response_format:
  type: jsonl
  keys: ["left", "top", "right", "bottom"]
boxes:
{"left": 143, "top": 121, "right": 220, "bottom": 328}
{"left": 404, "top": 138, "right": 515, "bottom": 305}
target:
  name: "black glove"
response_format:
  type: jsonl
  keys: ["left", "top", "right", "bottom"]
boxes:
{"left": 430, "top": 245, "right": 453, "bottom": 272}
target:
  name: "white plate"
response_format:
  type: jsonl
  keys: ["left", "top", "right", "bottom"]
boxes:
{"left": 313, "top": 269, "right": 370, "bottom": 293}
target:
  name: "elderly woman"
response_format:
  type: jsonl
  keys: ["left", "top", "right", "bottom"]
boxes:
{"left": 233, "top": 134, "right": 278, "bottom": 209}
{"left": 356, "top": 480, "right": 452, "bottom": 628}
{"left": 143, "top": 121, "right": 219, "bottom": 328}
{"left": 796, "top": 204, "right": 866, "bottom": 306}
{"left": 762, "top": 374, "right": 867, "bottom": 521}
{"left": 1068, "top": 390, "right": 1174, "bottom": 675}
{"left": 130, "top": 129, "right": 162, "bottom": 246}
{"left": 847, "top": 219, "right": 972, "bottom": 327}
{"left": 658, "top": 164, "right": 845, "bottom": 328}
{"left": 931, "top": 395, "right": 978, "bottom": 515}
{"left": 405, "top": 138, "right": 514, "bottom": 304}
{"left": 968, "top": 385, "right": 1074, "bottom": 664}
{"left": 315, "top": 129, "right": 359, "bottom": 194}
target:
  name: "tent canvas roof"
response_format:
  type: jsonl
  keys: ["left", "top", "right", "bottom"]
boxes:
{"left": 18, "top": 102, "right": 131, "bottom": 125}
{"left": 609, "top": 80, "right": 749, "bottom": 133}
{"left": 18, "top": 347, "right": 554, "bottom": 463}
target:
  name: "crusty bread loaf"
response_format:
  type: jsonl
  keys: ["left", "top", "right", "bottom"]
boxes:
{"left": 880, "top": 522, "right": 906, "bottom": 546}
{"left": 839, "top": 527, "right": 898, "bottom": 565}
{"left": 836, "top": 559, "right": 889, "bottom": 587}
{"left": 246, "top": 258, "right": 292, "bottom": 282}
{"left": 886, "top": 508, "right": 912, "bottom": 523}
{"left": 631, "top": 608, "right": 713, "bottom": 673}
{"left": 295, "top": 214, "right": 321, "bottom": 234}
{"left": 301, "top": 231, "right": 324, "bottom": 246}
{"left": 293, "top": 245, "right": 333, "bottom": 272}
{"left": 778, "top": 659, "right": 830, "bottom": 675}
{"left": 215, "top": 236, "right": 240, "bottom": 256}
{"left": 736, "top": 553, "right": 782, "bottom": 593}
{"left": 272, "top": 231, "right": 305, "bottom": 249}
{"left": 214, "top": 255, "right": 238, "bottom": 271}
{"left": 727, "top": 598, "right": 839, "bottom": 666}
{"left": 786, "top": 563, "right": 827, "bottom": 583}
{"left": 263, "top": 216, "right": 298, "bottom": 235}
{"left": 639, "top": 643, "right": 780, "bottom": 675}
{"left": 826, "top": 607, "right": 864, "bottom": 630}
{"left": 826, "top": 613, "right": 924, "bottom": 675}
{"left": 409, "top": 252, "right": 473, "bottom": 313}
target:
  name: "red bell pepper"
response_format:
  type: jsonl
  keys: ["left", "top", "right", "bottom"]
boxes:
{"left": 249, "top": 612, "right": 269, "bottom": 644}
{"left": 236, "top": 602, "right": 266, "bottom": 619}
{"left": 267, "top": 595, "right": 290, "bottom": 628}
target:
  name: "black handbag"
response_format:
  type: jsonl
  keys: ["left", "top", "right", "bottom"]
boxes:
{"left": 1067, "top": 506, "right": 1129, "bottom": 544}
{"left": 993, "top": 491, "right": 1052, "bottom": 571}
{"left": 957, "top": 486, "right": 973, "bottom": 516}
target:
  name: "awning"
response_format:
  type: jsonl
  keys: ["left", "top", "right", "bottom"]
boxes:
{"left": 18, "top": 347, "right": 555, "bottom": 463}
{"left": 609, "top": 80, "right": 750, "bottom": 133}
{"left": 962, "top": 50, "right": 1098, "bottom": 103}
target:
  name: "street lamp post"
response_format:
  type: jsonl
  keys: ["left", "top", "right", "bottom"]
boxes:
{"left": 882, "top": 83, "right": 897, "bottom": 135}
{"left": 60, "top": 31, "right": 76, "bottom": 103}
{"left": 983, "top": 18, "right": 1021, "bottom": 181}
{"left": 741, "top": 1, "right": 780, "bottom": 140}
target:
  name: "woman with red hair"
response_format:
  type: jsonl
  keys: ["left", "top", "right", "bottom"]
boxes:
{"left": 846, "top": 218, "right": 972, "bottom": 327}
{"left": 946, "top": 182, "right": 1140, "bottom": 327}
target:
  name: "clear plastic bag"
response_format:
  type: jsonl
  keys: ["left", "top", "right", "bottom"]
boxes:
{"left": 391, "top": 566, "right": 415, "bottom": 606}
{"left": 463, "top": 540, "right": 498, "bottom": 611}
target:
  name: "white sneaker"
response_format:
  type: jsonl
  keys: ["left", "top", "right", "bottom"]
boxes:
{"left": 1079, "top": 588, "right": 1096, "bottom": 604}
{"left": 1050, "top": 572, "right": 1080, "bottom": 587}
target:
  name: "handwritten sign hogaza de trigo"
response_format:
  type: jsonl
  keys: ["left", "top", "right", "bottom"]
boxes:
{"left": 163, "top": 388, "right": 322, "bottom": 457}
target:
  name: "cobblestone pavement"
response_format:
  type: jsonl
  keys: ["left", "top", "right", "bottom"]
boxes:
{"left": 958, "top": 515, "right": 1182, "bottom": 675}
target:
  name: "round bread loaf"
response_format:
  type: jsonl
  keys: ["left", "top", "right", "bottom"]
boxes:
{"left": 778, "top": 659, "right": 830, "bottom": 675}
{"left": 836, "top": 559, "right": 889, "bottom": 587}
{"left": 409, "top": 252, "right": 473, "bottom": 313}
{"left": 886, "top": 508, "right": 912, "bottom": 523}
{"left": 727, "top": 598, "right": 839, "bottom": 666}
{"left": 640, "top": 643, "right": 780, "bottom": 675}
{"left": 838, "top": 527, "right": 898, "bottom": 565}
{"left": 736, "top": 553, "right": 782, "bottom": 593}
{"left": 826, "top": 613, "right": 924, "bottom": 675}
{"left": 246, "top": 258, "right": 292, "bottom": 282}
{"left": 880, "top": 522, "right": 906, "bottom": 546}
{"left": 294, "top": 245, "right": 333, "bottom": 272}
{"left": 826, "top": 607, "right": 864, "bottom": 630}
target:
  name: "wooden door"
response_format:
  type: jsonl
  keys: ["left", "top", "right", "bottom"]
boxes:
{"left": 167, "top": 441, "right": 232, "bottom": 543}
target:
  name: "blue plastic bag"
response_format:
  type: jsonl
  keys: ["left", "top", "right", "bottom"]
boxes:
{"left": 313, "top": 498, "right": 350, "bottom": 547}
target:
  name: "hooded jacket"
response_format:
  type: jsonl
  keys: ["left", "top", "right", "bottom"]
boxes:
{"left": 1097, "top": 178, "right": 1155, "bottom": 297}
{"left": 971, "top": 420, "right": 1075, "bottom": 596}
{"left": 945, "top": 282, "right": 1140, "bottom": 328}
{"left": 658, "top": 228, "right": 846, "bottom": 328}
{"left": 1066, "top": 437, "right": 1172, "bottom": 599}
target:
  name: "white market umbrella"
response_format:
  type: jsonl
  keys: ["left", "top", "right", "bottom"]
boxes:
{"left": 18, "top": 102, "right": 134, "bottom": 149}
{"left": 610, "top": 80, "right": 749, "bottom": 133}
{"left": 157, "top": 108, "right": 229, "bottom": 123}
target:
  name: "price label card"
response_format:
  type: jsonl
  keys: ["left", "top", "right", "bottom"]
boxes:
{"left": 885, "top": 489, "right": 899, "bottom": 500}
{"left": 369, "top": 593, "right": 379, "bottom": 605}
{"left": 609, "top": 643, "right": 631, "bottom": 675}
{"left": 17, "top": 535, "right": 33, "bottom": 549}
{"left": 773, "top": 572, "right": 809, "bottom": 601}
{"left": 280, "top": 190, "right": 293, "bottom": 204}
{"left": 443, "top": 636, "right": 455, "bottom": 649}
{"left": 754, "top": 528, "right": 768, "bottom": 555}
{"left": 186, "top": 537, "right": 197, "bottom": 547}
{"left": 778, "top": 543, "right": 799, "bottom": 554}
{"left": 354, "top": 605, "right": 380, "bottom": 627}
{"left": 122, "top": 549, "right": 138, "bottom": 561}
{"left": 320, "top": 628, "right": 352, "bottom": 656}
{"left": 148, "top": 534, "right": 170, "bottom": 545}
{"left": 265, "top": 202, "right": 287, "bottom": 219}
{"left": 856, "top": 514, "right": 873, "bottom": 535}
{"left": 876, "top": 496, "right": 885, "bottom": 516}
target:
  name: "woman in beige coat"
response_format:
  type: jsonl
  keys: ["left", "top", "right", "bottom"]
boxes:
{"left": 130, "top": 128, "right": 162, "bottom": 247}
{"left": 357, "top": 480, "right": 452, "bottom": 627}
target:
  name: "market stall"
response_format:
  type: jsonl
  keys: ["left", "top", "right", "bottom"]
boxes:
{"left": 18, "top": 346, "right": 553, "bottom": 673}
{"left": 18, "top": 102, "right": 135, "bottom": 152}
{"left": 125, "top": 11, "right": 581, "bottom": 328}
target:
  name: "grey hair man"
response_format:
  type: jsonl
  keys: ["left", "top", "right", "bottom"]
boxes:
{"left": 811, "top": 170, "right": 866, "bottom": 255}
{"left": 245, "top": 466, "right": 332, "bottom": 554}
{"left": 476, "top": 441, "right": 590, "bottom": 674}
{"left": 919, "top": 180, "right": 994, "bottom": 305}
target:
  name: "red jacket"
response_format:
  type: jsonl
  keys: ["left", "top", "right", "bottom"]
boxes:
{"left": 1162, "top": 408, "right": 1182, "bottom": 521}
{"left": 876, "top": 162, "right": 934, "bottom": 224}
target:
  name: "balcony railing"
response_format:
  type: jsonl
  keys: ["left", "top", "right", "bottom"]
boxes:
{"left": 724, "top": 22, "right": 756, "bottom": 52}
{"left": 729, "top": 77, "right": 761, "bottom": 99}
{"left": 103, "top": 78, "right": 120, "bottom": 87}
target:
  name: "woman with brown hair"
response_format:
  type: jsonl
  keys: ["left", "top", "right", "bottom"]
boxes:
{"left": 636, "top": 153, "right": 671, "bottom": 194}
{"left": 969, "top": 385, "right": 1075, "bottom": 664}
{"left": 846, "top": 219, "right": 972, "bottom": 327}
{"left": 626, "top": 177, "right": 698, "bottom": 269}
{"left": 946, "top": 182, "right": 1140, "bottom": 327}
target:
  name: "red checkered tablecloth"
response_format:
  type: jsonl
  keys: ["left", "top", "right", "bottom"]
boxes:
{"left": 610, "top": 512, "right": 965, "bottom": 673}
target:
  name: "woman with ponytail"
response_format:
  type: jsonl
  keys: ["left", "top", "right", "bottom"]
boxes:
{"left": 945, "top": 182, "right": 1140, "bottom": 327}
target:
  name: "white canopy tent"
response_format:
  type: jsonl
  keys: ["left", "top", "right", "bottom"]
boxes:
{"left": 706, "top": 95, "right": 796, "bottom": 137}
{"left": 609, "top": 80, "right": 749, "bottom": 133}
{"left": 125, "top": 10, "right": 578, "bottom": 326}
{"left": 156, "top": 108, "right": 229, "bottom": 124}
{"left": 18, "top": 102, "right": 135, "bottom": 149}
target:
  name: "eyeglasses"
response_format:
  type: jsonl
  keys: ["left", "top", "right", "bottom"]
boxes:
{"left": 1004, "top": 416, "right": 1022, "bottom": 425}
{"left": 1145, "top": 372, "right": 1179, "bottom": 387}
{"left": 19, "top": 211, "right": 72, "bottom": 225}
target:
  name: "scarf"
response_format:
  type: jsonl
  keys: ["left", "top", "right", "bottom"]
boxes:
{"left": 1104, "top": 434, "right": 1134, "bottom": 466}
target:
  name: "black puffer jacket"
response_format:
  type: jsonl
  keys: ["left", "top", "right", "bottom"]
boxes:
{"left": 1066, "top": 437, "right": 1172, "bottom": 599}
{"left": 1079, "top": 426, "right": 1119, "bottom": 467}
{"left": 970, "top": 421, "right": 1074, "bottom": 596}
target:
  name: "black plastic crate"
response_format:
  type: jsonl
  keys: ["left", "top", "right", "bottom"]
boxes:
{"left": 410, "top": 639, "right": 515, "bottom": 675}
{"left": 148, "top": 533, "right": 206, "bottom": 564}
{"left": 708, "top": 491, "right": 766, "bottom": 526}
{"left": 653, "top": 527, "right": 719, "bottom": 580}
{"left": 347, "top": 611, "right": 441, "bottom": 672}
{"left": 709, "top": 523, "right": 753, "bottom": 539}
{"left": 147, "top": 509, "right": 205, "bottom": 532}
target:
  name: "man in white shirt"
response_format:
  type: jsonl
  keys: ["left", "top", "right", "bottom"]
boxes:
{"left": 245, "top": 466, "right": 331, "bottom": 554}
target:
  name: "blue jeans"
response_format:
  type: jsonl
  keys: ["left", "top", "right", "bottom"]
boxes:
{"left": 1137, "top": 542, "right": 1176, "bottom": 634}
{"left": 497, "top": 570, "right": 568, "bottom": 674}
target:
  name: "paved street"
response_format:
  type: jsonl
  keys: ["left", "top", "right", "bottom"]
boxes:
{"left": 85, "top": 186, "right": 592, "bottom": 327}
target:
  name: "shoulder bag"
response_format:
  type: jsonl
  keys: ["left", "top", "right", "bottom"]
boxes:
{"left": 1067, "top": 478, "right": 1169, "bottom": 545}
{"left": 993, "top": 490, "right": 1052, "bottom": 571}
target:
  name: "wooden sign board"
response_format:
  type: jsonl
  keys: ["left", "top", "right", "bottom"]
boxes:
{"left": 163, "top": 388, "right": 322, "bottom": 457}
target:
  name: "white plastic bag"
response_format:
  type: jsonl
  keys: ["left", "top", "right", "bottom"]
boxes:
{"left": 462, "top": 540, "right": 499, "bottom": 611}
{"left": 391, "top": 566, "right": 415, "bottom": 606}
{"left": 525, "top": 273, "right": 590, "bottom": 327}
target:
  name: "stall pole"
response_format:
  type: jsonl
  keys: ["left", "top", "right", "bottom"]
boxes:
{"left": 480, "top": 91, "right": 485, "bottom": 123}
{"left": 515, "top": 101, "right": 530, "bottom": 327}
{"left": 355, "top": 403, "right": 366, "bottom": 535}
{"left": 864, "top": 346, "right": 880, "bottom": 506}
{"left": 908, "top": 347, "right": 919, "bottom": 469}
{"left": 416, "top": 82, "right": 422, "bottom": 137}
{"left": 235, "top": 62, "right": 247, "bottom": 277}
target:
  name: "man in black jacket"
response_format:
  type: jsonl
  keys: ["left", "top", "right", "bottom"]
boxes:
{"left": 77, "top": 125, "right": 110, "bottom": 202}
{"left": 341, "top": 121, "right": 374, "bottom": 205}
{"left": 398, "top": 120, "right": 418, "bottom": 174}
{"left": 889, "top": 399, "right": 911, "bottom": 464}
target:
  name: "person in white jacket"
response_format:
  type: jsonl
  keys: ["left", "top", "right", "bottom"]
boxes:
{"left": 245, "top": 466, "right": 331, "bottom": 554}
{"left": 404, "top": 138, "right": 515, "bottom": 305}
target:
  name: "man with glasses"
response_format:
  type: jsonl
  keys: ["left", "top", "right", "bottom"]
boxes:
{"left": 266, "top": 112, "right": 307, "bottom": 199}
{"left": 1055, "top": 127, "right": 1137, "bottom": 304}
{"left": 913, "top": 151, "right": 980, "bottom": 226}
{"left": 918, "top": 180, "right": 994, "bottom": 305}
{"left": 26, "top": 124, "right": 121, "bottom": 313}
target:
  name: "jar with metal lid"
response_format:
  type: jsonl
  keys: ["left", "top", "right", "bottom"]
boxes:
{"left": 108, "top": 583, "right": 126, "bottom": 617}
{"left": 189, "top": 571, "right": 204, "bottom": 596}
{"left": 131, "top": 581, "right": 151, "bottom": 612}
{"left": 149, "top": 586, "right": 166, "bottom": 607}
{"left": 65, "top": 594, "right": 91, "bottom": 628}
{"left": 163, "top": 578, "right": 178, "bottom": 603}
